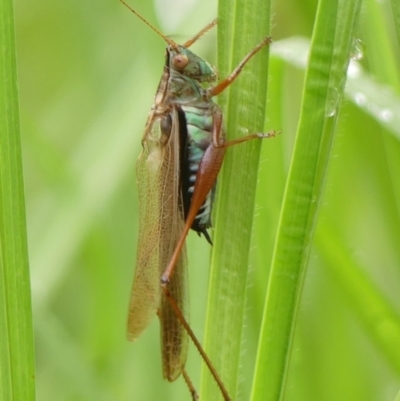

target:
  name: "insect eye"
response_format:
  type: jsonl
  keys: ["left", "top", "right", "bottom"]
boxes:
{"left": 172, "top": 54, "right": 189, "bottom": 70}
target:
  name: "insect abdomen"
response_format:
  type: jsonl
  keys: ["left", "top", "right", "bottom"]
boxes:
{"left": 178, "top": 105, "right": 215, "bottom": 243}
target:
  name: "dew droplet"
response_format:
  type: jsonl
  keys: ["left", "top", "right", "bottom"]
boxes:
{"left": 325, "top": 87, "right": 340, "bottom": 117}
{"left": 347, "top": 60, "right": 361, "bottom": 78}
{"left": 354, "top": 92, "right": 367, "bottom": 106}
{"left": 350, "top": 38, "right": 365, "bottom": 61}
{"left": 379, "top": 109, "right": 394, "bottom": 122}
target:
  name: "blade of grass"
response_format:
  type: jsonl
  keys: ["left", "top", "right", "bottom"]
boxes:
{"left": 315, "top": 224, "right": 400, "bottom": 374}
{"left": 272, "top": 37, "right": 400, "bottom": 139}
{"left": 363, "top": 0, "right": 400, "bottom": 91}
{"left": 200, "top": 0, "right": 272, "bottom": 400}
{"left": 362, "top": 0, "right": 400, "bottom": 258}
{"left": 251, "top": 0, "right": 362, "bottom": 400}
{"left": 392, "top": 0, "right": 400, "bottom": 45}
{"left": 0, "top": 0, "right": 36, "bottom": 400}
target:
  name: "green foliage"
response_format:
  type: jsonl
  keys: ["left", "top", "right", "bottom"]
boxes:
{"left": 0, "top": 1, "right": 35, "bottom": 400}
{"left": 201, "top": 0, "right": 272, "bottom": 400}
{"left": 252, "top": 0, "right": 363, "bottom": 399}
{"left": 9, "top": 0, "right": 400, "bottom": 400}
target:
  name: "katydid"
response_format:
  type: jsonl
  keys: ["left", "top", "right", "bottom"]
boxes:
{"left": 120, "top": 1, "right": 275, "bottom": 399}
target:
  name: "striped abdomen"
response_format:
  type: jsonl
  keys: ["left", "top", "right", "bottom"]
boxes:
{"left": 178, "top": 104, "right": 216, "bottom": 244}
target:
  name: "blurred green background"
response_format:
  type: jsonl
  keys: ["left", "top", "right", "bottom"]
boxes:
{"left": 14, "top": 0, "right": 400, "bottom": 400}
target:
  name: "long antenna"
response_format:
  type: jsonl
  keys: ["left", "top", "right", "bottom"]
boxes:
{"left": 119, "top": 0, "right": 179, "bottom": 50}
{"left": 183, "top": 19, "right": 218, "bottom": 48}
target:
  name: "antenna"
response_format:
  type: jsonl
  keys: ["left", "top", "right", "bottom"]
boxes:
{"left": 119, "top": 0, "right": 179, "bottom": 50}
{"left": 183, "top": 19, "right": 217, "bottom": 48}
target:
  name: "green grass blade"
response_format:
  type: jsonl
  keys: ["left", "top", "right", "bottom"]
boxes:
{"left": 272, "top": 37, "right": 400, "bottom": 139}
{"left": 316, "top": 226, "right": 400, "bottom": 374}
{"left": 0, "top": 0, "right": 36, "bottom": 400}
{"left": 251, "top": 0, "right": 362, "bottom": 400}
{"left": 363, "top": 0, "right": 400, "bottom": 91}
{"left": 272, "top": 33, "right": 400, "bottom": 378}
{"left": 392, "top": 0, "right": 400, "bottom": 45}
{"left": 200, "top": 0, "right": 272, "bottom": 400}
